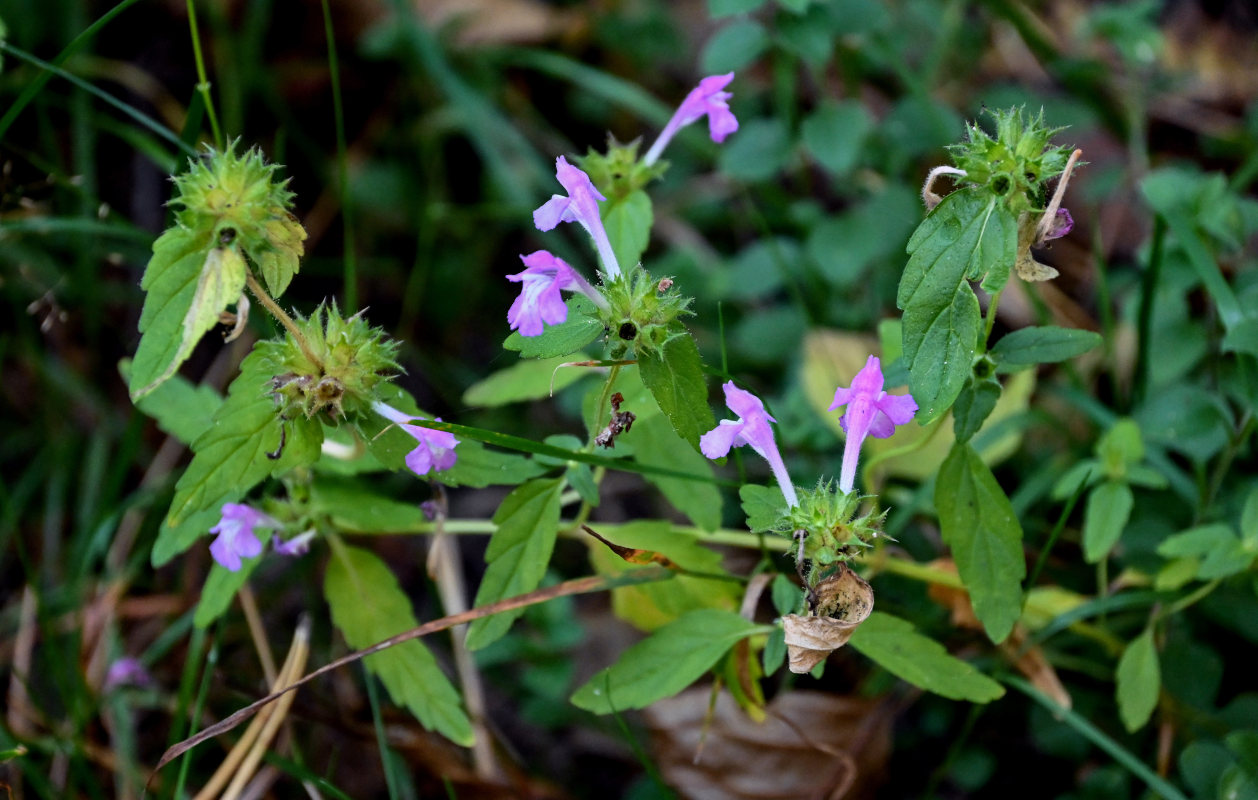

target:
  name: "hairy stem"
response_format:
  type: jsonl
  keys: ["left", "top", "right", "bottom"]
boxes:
{"left": 244, "top": 270, "right": 319, "bottom": 365}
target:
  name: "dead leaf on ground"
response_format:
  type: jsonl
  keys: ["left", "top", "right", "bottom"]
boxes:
{"left": 643, "top": 688, "right": 892, "bottom": 800}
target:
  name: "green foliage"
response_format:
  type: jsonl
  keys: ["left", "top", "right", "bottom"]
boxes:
{"left": 898, "top": 188, "right": 1016, "bottom": 423}
{"left": 570, "top": 609, "right": 766, "bottom": 713}
{"left": 309, "top": 477, "right": 430, "bottom": 533}
{"left": 936, "top": 442, "right": 1025, "bottom": 643}
{"left": 194, "top": 558, "right": 262, "bottom": 628}
{"left": 952, "top": 374, "right": 1001, "bottom": 443}
{"left": 129, "top": 226, "right": 231, "bottom": 400}
{"left": 124, "top": 361, "right": 222, "bottom": 445}
{"left": 1083, "top": 480, "right": 1134, "bottom": 563}
{"left": 602, "top": 190, "right": 653, "bottom": 271}
{"left": 991, "top": 326, "right": 1103, "bottom": 372}
{"left": 1116, "top": 627, "right": 1160, "bottom": 732}
{"left": 129, "top": 144, "right": 306, "bottom": 400}
{"left": 586, "top": 521, "right": 741, "bottom": 630}
{"left": 741, "top": 483, "right": 790, "bottom": 533}
{"left": 269, "top": 303, "right": 402, "bottom": 421}
{"left": 462, "top": 355, "right": 592, "bottom": 407}
{"left": 947, "top": 108, "right": 1073, "bottom": 214}
{"left": 465, "top": 478, "right": 566, "bottom": 650}
{"left": 848, "top": 612, "right": 1005, "bottom": 702}
{"left": 801, "top": 100, "right": 873, "bottom": 177}
{"left": 325, "top": 544, "right": 473, "bottom": 746}
{"left": 162, "top": 341, "right": 322, "bottom": 535}
{"left": 636, "top": 333, "right": 715, "bottom": 453}
{"left": 625, "top": 415, "right": 722, "bottom": 530}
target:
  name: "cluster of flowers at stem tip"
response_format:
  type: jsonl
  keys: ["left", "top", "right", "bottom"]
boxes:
{"left": 701, "top": 356, "right": 916, "bottom": 509}
{"left": 507, "top": 73, "right": 738, "bottom": 338}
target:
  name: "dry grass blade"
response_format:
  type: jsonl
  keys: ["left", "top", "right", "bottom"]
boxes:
{"left": 192, "top": 617, "right": 310, "bottom": 800}
{"left": 148, "top": 568, "right": 671, "bottom": 785}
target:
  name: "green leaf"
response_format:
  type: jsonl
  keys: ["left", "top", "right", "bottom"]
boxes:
{"left": 152, "top": 505, "right": 223, "bottom": 568}
{"left": 129, "top": 227, "right": 224, "bottom": 400}
{"left": 898, "top": 188, "right": 1017, "bottom": 423}
{"left": 310, "top": 477, "right": 431, "bottom": 533}
{"left": 709, "top": 0, "right": 766, "bottom": 16}
{"left": 991, "top": 326, "right": 1103, "bottom": 371}
{"left": 438, "top": 440, "right": 547, "bottom": 488}
{"left": 717, "top": 117, "right": 791, "bottom": 182}
{"left": 194, "top": 557, "right": 262, "bottom": 628}
{"left": 1116, "top": 628, "right": 1160, "bottom": 732}
{"left": 503, "top": 296, "right": 604, "bottom": 359}
{"left": 166, "top": 342, "right": 323, "bottom": 527}
{"left": 465, "top": 478, "right": 565, "bottom": 650}
{"left": 740, "top": 484, "right": 789, "bottom": 533}
{"left": 771, "top": 573, "right": 803, "bottom": 615}
{"left": 953, "top": 376, "right": 1002, "bottom": 443}
{"left": 1082, "top": 480, "right": 1134, "bottom": 563}
{"left": 1227, "top": 732, "right": 1258, "bottom": 781}
{"left": 1222, "top": 315, "right": 1258, "bottom": 357}
{"left": 1157, "top": 524, "right": 1253, "bottom": 579}
{"left": 602, "top": 190, "right": 653, "bottom": 272}
{"left": 463, "top": 354, "right": 592, "bottom": 407}
{"left": 1096, "top": 418, "right": 1145, "bottom": 476}
{"left": 123, "top": 360, "right": 223, "bottom": 445}
{"left": 570, "top": 609, "right": 765, "bottom": 713}
{"left": 936, "top": 442, "right": 1026, "bottom": 643}
{"left": 325, "top": 544, "right": 473, "bottom": 746}
{"left": 701, "top": 20, "right": 770, "bottom": 75}
{"left": 1240, "top": 486, "right": 1258, "bottom": 547}
{"left": 801, "top": 101, "right": 873, "bottom": 177}
{"left": 637, "top": 333, "right": 716, "bottom": 454}
{"left": 625, "top": 415, "right": 722, "bottom": 531}
{"left": 848, "top": 611, "right": 1005, "bottom": 702}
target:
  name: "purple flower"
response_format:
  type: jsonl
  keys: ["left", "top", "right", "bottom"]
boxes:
{"left": 507, "top": 251, "right": 608, "bottom": 336}
{"left": 1042, "top": 208, "right": 1073, "bottom": 241}
{"left": 273, "top": 529, "right": 316, "bottom": 557}
{"left": 209, "top": 503, "right": 278, "bottom": 572}
{"left": 701, "top": 381, "right": 798, "bottom": 508}
{"left": 533, "top": 156, "right": 622, "bottom": 279}
{"left": 372, "top": 401, "right": 459, "bottom": 477}
{"left": 643, "top": 73, "right": 739, "bottom": 166}
{"left": 104, "top": 657, "right": 154, "bottom": 691}
{"left": 828, "top": 356, "right": 918, "bottom": 494}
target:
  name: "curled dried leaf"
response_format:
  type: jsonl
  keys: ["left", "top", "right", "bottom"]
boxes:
{"left": 784, "top": 567, "right": 874, "bottom": 674}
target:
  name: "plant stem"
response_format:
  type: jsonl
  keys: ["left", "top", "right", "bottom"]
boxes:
{"left": 979, "top": 288, "right": 1003, "bottom": 354}
{"left": 244, "top": 270, "right": 319, "bottom": 364}
{"left": 1156, "top": 578, "right": 1222, "bottom": 622}
{"left": 185, "top": 0, "right": 223, "bottom": 148}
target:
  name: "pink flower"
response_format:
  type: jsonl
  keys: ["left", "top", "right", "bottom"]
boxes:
{"left": 533, "top": 156, "right": 622, "bottom": 279}
{"left": 104, "top": 657, "right": 155, "bottom": 691}
{"left": 372, "top": 402, "right": 459, "bottom": 476}
{"left": 507, "top": 251, "right": 607, "bottom": 336}
{"left": 701, "top": 381, "right": 798, "bottom": 508}
{"left": 828, "top": 356, "right": 918, "bottom": 494}
{"left": 273, "top": 530, "right": 316, "bottom": 557}
{"left": 644, "top": 73, "right": 739, "bottom": 166}
{"left": 209, "top": 503, "right": 278, "bottom": 571}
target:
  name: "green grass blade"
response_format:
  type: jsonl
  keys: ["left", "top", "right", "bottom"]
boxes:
{"left": 0, "top": 42, "right": 197, "bottom": 158}
{"left": 0, "top": 0, "right": 145, "bottom": 140}
{"left": 408, "top": 419, "right": 738, "bottom": 487}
